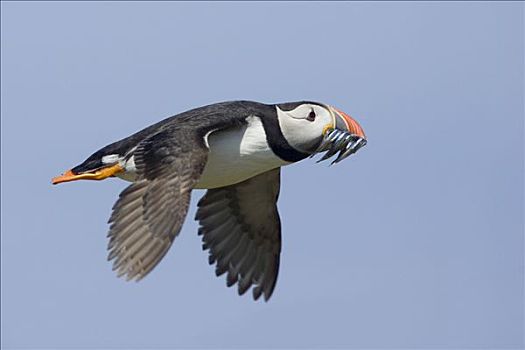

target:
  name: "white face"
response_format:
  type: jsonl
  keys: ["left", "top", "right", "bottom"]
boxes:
{"left": 276, "top": 103, "right": 334, "bottom": 153}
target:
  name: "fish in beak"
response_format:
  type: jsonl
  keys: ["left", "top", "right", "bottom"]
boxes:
{"left": 314, "top": 106, "right": 367, "bottom": 164}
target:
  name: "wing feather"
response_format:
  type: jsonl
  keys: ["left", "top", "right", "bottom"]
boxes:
{"left": 195, "top": 168, "right": 282, "bottom": 301}
{"left": 107, "top": 127, "right": 208, "bottom": 281}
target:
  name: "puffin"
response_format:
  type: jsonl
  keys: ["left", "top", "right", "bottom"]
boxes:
{"left": 52, "top": 100, "right": 367, "bottom": 301}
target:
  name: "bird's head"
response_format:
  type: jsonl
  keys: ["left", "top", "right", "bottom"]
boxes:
{"left": 276, "top": 102, "right": 367, "bottom": 163}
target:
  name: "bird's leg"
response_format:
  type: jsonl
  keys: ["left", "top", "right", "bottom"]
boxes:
{"left": 52, "top": 163, "right": 124, "bottom": 185}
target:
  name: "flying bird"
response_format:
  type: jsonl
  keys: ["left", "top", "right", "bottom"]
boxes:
{"left": 52, "top": 101, "right": 367, "bottom": 301}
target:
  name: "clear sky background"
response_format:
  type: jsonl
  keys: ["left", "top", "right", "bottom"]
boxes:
{"left": 1, "top": 2, "right": 523, "bottom": 349}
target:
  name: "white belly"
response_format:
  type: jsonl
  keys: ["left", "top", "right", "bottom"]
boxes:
{"left": 116, "top": 116, "right": 289, "bottom": 188}
{"left": 195, "top": 116, "right": 289, "bottom": 189}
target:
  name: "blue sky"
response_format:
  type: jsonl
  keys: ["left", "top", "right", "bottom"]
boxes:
{"left": 1, "top": 2, "right": 523, "bottom": 348}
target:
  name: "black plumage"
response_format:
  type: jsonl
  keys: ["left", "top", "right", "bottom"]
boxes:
{"left": 72, "top": 101, "right": 312, "bottom": 175}
{"left": 94, "top": 101, "right": 287, "bottom": 296}
{"left": 107, "top": 128, "right": 208, "bottom": 280}
{"left": 196, "top": 168, "right": 281, "bottom": 301}
{"left": 53, "top": 100, "right": 367, "bottom": 301}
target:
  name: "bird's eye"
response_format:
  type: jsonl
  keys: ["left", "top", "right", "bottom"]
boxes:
{"left": 306, "top": 110, "right": 316, "bottom": 122}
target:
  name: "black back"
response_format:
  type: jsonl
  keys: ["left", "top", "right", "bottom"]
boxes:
{"left": 72, "top": 100, "right": 310, "bottom": 173}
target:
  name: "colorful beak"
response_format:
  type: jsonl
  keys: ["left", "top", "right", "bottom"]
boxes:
{"left": 52, "top": 163, "right": 124, "bottom": 185}
{"left": 313, "top": 106, "right": 367, "bottom": 164}
{"left": 329, "top": 106, "right": 366, "bottom": 139}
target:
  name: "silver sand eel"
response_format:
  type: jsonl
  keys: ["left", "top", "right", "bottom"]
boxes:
{"left": 311, "top": 128, "right": 367, "bottom": 165}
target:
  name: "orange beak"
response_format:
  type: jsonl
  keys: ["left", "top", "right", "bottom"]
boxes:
{"left": 51, "top": 163, "right": 124, "bottom": 185}
{"left": 329, "top": 106, "right": 366, "bottom": 139}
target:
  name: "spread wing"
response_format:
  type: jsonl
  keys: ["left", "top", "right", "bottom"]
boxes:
{"left": 195, "top": 168, "right": 282, "bottom": 301}
{"left": 107, "top": 127, "right": 208, "bottom": 281}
